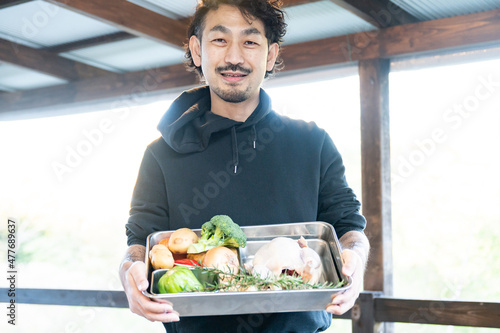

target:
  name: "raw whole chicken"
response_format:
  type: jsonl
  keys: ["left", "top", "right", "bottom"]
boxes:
{"left": 248, "top": 236, "right": 322, "bottom": 284}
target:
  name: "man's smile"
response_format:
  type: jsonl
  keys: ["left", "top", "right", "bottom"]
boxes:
{"left": 219, "top": 70, "right": 248, "bottom": 83}
{"left": 220, "top": 72, "right": 246, "bottom": 77}
{"left": 216, "top": 64, "right": 251, "bottom": 83}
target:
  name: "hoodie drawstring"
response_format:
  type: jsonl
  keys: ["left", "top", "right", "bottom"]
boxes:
{"left": 231, "top": 125, "right": 257, "bottom": 174}
{"left": 231, "top": 126, "right": 239, "bottom": 174}
{"left": 251, "top": 125, "right": 257, "bottom": 149}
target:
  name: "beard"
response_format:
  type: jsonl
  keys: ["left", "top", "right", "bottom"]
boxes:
{"left": 211, "top": 84, "right": 252, "bottom": 103}
{"left": 210, "top": 64, "right": 253, "bottom": 103}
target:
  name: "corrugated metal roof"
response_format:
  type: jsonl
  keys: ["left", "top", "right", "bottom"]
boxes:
{"left": 0, "top": 62, "right": 67, "bottom": 91}
{"left": 128, "top": 0, "right": 198, "bottom": 19}
{"left": 390, "top": 0, "right": 500, "bottom": 21}
{"left": 0, "top": 0, "right": 498, "bottom": 95}
{"left": 0, "top": 0, "right": 121, "bottom": 48}
{"left": 283, "top": 0, "right": 376, "bottom": 45}
{"left": 60, "top": 37, "right": 185, "bottom": 73}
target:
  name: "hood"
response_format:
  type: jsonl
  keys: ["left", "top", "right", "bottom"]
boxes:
{"left": 158, "top": 86, "right": 273, "bottom": 155}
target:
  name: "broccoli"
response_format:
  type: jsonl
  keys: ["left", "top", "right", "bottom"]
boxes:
{"left": 187, "top": 215, "right": 247, "bottom": 253}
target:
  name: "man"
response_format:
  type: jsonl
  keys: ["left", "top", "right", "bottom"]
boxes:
{"left": 120, "top": 0, "right": 370, "bottom": 332}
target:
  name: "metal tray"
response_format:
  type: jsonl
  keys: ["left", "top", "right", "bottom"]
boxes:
{"left": 143, "top": 221, "right": 350, "bottom": 317}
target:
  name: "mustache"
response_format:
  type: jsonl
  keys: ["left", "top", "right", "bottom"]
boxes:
{"left": 216, "top": 64, "right": 251, "bottom": 75}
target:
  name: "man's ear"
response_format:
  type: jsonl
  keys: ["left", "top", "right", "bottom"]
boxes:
{"left": 189, "top": 35, "right": 202, "bottom": 67}
{"left": 266, "top": 42, "right": 279, "bottom": 72}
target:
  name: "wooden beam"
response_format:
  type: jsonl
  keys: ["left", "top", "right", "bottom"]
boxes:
{"left": 329, "top": 0, "right": 385, "bottom": 28}
{"left": 177, "top": 1, "right": 319, "bottom": 28}
{"left": 379, "top": 8, "right": 500, "bottom": 58}
{"left": 282, "top": 0, "right": 388, "bottom": 28}
{"left": 0, "top": 0, "right": 33, "bottom": 9}
{"left": 2, "top": 9, "right": 500, "bottom": 113}
{"left": 3, "top": 288, "right": 499, "bottom": 329}
{"left": 282, "top": 0, "right": 319, "bottom": 6}
{"left": 45, "top": 31, "right": 135, "bottom": 53}
{"left": 376, "top": 0, "right": 420, "bottom": 24}
{"left": 359, "top": 58, "right": 392, "bottom": 296}
{"left": 0, "top": 64, "right": 199, "bottom": 113}
{"left": 0, "top": 287, "right": 352, "bottom": 319}
{"left": 0, "top": 38, "right": 112, "bottom": 80}
{"left": 375, "top": 297, "right": 500, "bottom": 328}
{"left": 352, "top": 292, "right": 384, "bottom": 333}
{"left": 330, "top": 0, "right": 418, "bottom": 27}
{"left": 280, "top": 34, "right": 359, "bottom": 72}
{"left": 281, "top": 8, "right": 500, "bottom": 70}
{"left": 44, "top": 0, "right": 187, "bottom": 49}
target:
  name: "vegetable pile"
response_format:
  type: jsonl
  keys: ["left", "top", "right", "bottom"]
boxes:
{"left": 157, "top": 265, "right": 346, "bottom": 294}
{"left": 149, "top": 214, "right": 346, "bottom": 294}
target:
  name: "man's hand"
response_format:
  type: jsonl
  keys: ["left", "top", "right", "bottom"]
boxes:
{"left": 120, "top": 245, "right": 180, "bottom": 323}
{"left": 326, "top": 249, "right": 363, "bottom": 315}
{"left": 326, "top": 231, "right": 369, "bottom": 315}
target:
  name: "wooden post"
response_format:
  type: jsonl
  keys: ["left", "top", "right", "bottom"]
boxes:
{"left": 352, "top": 292, "right": 384, "bottom": 333}
{"left": 358, "top": 58, "right": 393, "bottom": 331}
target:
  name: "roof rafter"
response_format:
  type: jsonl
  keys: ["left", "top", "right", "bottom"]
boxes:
{"left": 0, "top": 63, "right": 198, "bottom": 113}
{"left": 281, "top": 8, "right": 500, "bottom": 70}
{"left": 43, "top": 0, "right": 188, "bottom": 49}
{"left": 2, "top": 8, "right": 500, "bottom": 114}
{"left": 0, "top": 0, "right": 33, "bottom": 10}
{"left": 0, "top": 38, "right": 112, "bottom": 80}
{"left": 282, "top": 0, "right": 418, "bottom": 28}
{"left": 45, "top": 0, "right": 339, "bottom": 55}
{"left": 328, "top": 0, "right": 419, "bottom": 28}
{"left": 281, "top": 0, "right": 319, "bottom": 6}
{"left": 45, "top": 31, "right": 135, "bottom": 53}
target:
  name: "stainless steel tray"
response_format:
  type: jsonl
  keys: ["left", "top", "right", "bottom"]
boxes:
{"left": 143, "top": 221, "right": 350, "bottom": 317}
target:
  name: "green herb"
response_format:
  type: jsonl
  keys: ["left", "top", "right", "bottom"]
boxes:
{"left": 190, "top": 266, "right": 347, "bottom": 292}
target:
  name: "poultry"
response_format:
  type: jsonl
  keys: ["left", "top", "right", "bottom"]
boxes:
{"left": 248, "top": 236, "right": 322, "bottom": 284}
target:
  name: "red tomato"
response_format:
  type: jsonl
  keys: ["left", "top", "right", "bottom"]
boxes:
{"left": 174, "top": 259, "right": 199, "bottom": 267}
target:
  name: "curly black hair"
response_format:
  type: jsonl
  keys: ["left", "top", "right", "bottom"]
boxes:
{"left": 185, "top": 0, "right": 287, "bottom": 79}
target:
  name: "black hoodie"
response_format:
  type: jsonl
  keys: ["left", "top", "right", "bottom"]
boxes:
{"left": 126, "top": 86, "right": 366, "bottom": 332}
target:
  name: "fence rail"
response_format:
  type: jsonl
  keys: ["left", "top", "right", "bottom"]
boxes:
{"left": 1, "top": 288, "right": 128, "bottom": 308}
{"left": 1, "top": 288, "right": 498, "bottom": 330}
{"left": 374, "top": 297, "right": 500, "bottom": 328}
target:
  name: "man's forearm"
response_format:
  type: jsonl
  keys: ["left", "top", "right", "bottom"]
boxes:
{"left": 119, "top": 244, "right": 146, "bottom": 285}
{"left": 120, "top": 245, "right": 146, "bottom": 273}
{"left": 339, "top": 230, "right": 370, "bottom": 268}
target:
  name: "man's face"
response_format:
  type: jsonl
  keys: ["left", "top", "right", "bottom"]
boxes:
{"left": 189, "top": 5, "right": 279, "bottom": 104}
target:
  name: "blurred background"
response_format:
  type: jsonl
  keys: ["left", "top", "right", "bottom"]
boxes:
{"left": 1, "top": 56, "right": 499, "bottom": 332}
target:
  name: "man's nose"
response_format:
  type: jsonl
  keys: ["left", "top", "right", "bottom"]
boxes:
{"left": 224, "top": 42, "right": 244, "bottom": 65}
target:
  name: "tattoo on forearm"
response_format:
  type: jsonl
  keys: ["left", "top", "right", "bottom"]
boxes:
{"left": 124, "top": 245, "right": 146, "bottom": 263}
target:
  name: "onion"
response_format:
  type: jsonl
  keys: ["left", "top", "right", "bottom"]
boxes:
{"left": 202, "top": 246, "right": 240, "bottom": 275}
{"left": 168, "top": 228, "right": 198, "bottom": 254}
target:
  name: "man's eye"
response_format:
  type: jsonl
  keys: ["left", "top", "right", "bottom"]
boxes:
{"left": 245, "top": 41, "right": 258, "bottom": 45}
{"left": 213, "top": 38, "right": 226, "bottom": 43}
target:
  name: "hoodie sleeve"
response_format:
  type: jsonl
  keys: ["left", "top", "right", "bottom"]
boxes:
{"left": 317, "top": 132, "right": 366, "bottom": 239}
{"left": 125, "top": 147, "right": 169, "bottom": 247}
